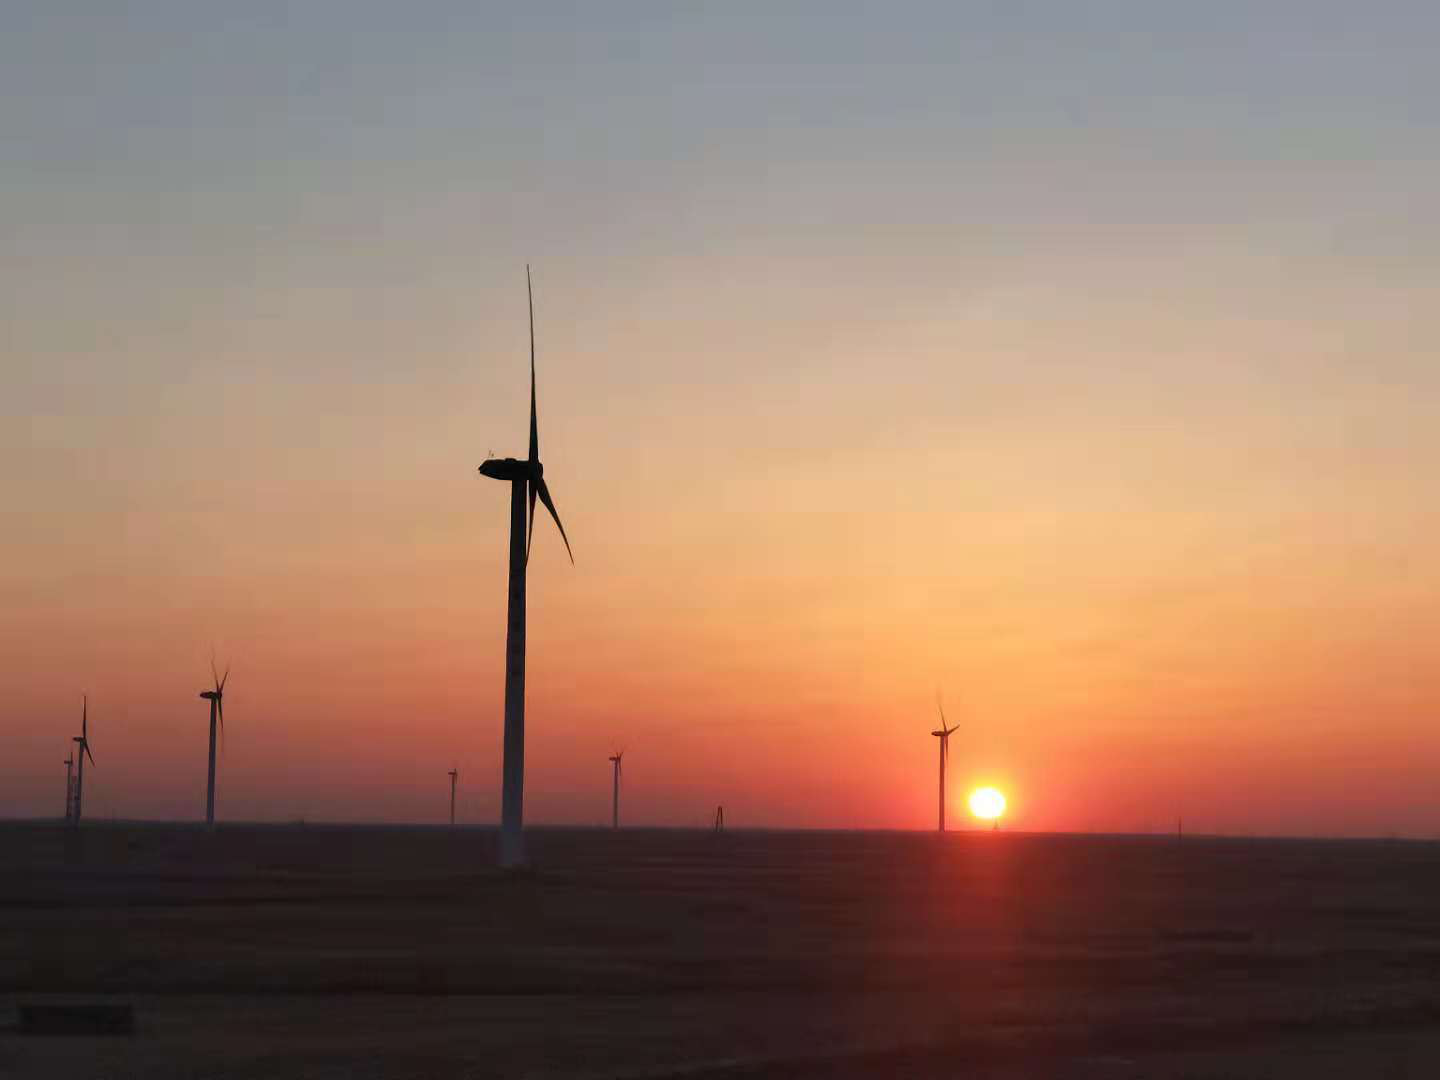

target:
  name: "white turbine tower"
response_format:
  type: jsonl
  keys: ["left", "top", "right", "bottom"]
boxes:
{"left": 477, "top": 267, "right": 573, "bottom": 868}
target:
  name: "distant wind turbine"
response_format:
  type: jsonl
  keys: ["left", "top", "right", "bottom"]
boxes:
{"left": 71, "top": 695, "right": 94, "bottom": 826}
{"left": 608, "top": 751, "right": 624, "bottom": 829}
{"left": 931, "top": 695, "right": 958, "bottom": 833}
{"left": 63, "top": 749, "right": 75, "bottom": 824}
{"left": 448, "top": 767, "right": 458, "bottom": 826}
{"left": 199, "top": 660, "right": 229, "bottom": 827}
{"left": 477, "top": 266, "right": 574, "bottom": 868}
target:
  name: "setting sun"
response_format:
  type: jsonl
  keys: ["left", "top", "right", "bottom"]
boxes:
{"left": 969, "top": 787, "right": 1007, "bottom": 822}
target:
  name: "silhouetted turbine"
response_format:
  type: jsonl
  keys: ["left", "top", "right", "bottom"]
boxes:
{"left": 477, "top": 267, "right": 573, "bottom": 868}
{"left": 931, "top": 695, "right": 958, "bottom": 832}
{"left": 63, "top": 749, "right": 75, "bottom": 824}
{"left": 448, "top": 767, "right": 459, "bottom": 827}
{"left": 199, "top": 660, "right": 229, "bottom": 827}
{"left": 609, "top": 751, "right": 623, "bottom": 829}
{"left": 71, "top": 695, "right": 95, "bottom": 827}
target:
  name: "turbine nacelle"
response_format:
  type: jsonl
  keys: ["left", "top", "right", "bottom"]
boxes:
{"left": 478, "top": 457, "right": 535, "bottom": 482}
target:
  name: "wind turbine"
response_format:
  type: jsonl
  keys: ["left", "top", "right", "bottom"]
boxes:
{"left": 63, "top": 749, "right": 75, "bottom": 824}
{"left": 71, "top": 695, "right": 94, "bottom": 826}
{"left": 448, "top": 768, "right": 458, "bottom": 826}
{"left": 931, "top": 695, "right": 958, "bottom": 833}
{"left": 477, "top": 266, "right": 573, "bottom": 868}
{"left": 199, "top": 660, "right": 229, "bottom": 827}
{"left": 608, "top": 751, "right": 623, "bottom": 830}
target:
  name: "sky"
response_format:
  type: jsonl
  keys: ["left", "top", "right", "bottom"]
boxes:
{"left": 3, "top": 3, "right": 1438, "bottom": 835}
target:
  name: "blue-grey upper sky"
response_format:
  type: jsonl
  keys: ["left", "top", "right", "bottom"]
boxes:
{"left": 6, "top": 3, "right": 1437, "bottom": 414}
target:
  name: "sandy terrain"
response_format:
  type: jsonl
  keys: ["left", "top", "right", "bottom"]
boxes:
{"left": 3, "top": 823, "right": 1440, "bottom": 1077}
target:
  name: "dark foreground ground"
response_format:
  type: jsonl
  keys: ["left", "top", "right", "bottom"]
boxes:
{"left": 4, "top": 824, "right": 1440, "bottom": 1078}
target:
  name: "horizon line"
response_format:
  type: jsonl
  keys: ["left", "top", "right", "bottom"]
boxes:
{"left": 6, "top": 817, "right": 1437, "bottom": 844}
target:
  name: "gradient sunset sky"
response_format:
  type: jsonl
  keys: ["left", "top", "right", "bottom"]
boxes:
{"left": 4, "top": 4, "right": 1438, "bottom": 834}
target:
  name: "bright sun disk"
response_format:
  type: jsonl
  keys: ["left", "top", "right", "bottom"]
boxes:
{"left": 968, "top": 787, "right": 1006, "bottom": 821}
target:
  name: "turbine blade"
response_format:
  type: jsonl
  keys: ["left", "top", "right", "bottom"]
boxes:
{"left": 85, "top": 741, "right": 95, "bottom": 766}
{"left": 218, "top": 698, "right": 225, "bottom": 755}
{"left": 220, "top": 664, "right": 230, "bottom": 692}
{"left": 528, "top": 265, "right": 538, "bottom": 466}
{"left": 82, "top": 695, "right": 87, "bottom": 738}
{"left": 211, "top": 652, "right": 219, "bottom": 690}
{"left": 534, "top": 477, "right": 573, "bottom": 564}
{"left": 525, "top": 478, "right": 537, "bottom": 566}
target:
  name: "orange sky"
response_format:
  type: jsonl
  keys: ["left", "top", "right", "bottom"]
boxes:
{"left": 4, "top": 7, "right": 1439, "bottom": 834}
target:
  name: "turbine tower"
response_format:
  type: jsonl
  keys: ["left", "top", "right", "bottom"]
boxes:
{"left": 477, "top": 267, "right": 573, "bottom": 868}
{"left": 448, "top": 768, "right": 458, "bottom": 826}
{"left": 199, "top": 661, "right": 229, "bottom": 827}
{"left": 608, "top": 751, "right": 623, "bottom": 829}
{"left": 71, "top": 695, "right": 94, "bottom": 827}
{"left": 63, "top": 750, "right": 75, "bottom": 824}
{"left": 931, "top": 696, "right": 958, "bottom": 832}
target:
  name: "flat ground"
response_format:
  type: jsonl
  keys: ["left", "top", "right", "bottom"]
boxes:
{"left": 3, "top": 824, "right": 1440, "bottom": 1078}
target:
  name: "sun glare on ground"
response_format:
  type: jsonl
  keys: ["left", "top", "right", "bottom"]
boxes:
{"left": 969, "top": 787, "right": 1006, "bottom": 823}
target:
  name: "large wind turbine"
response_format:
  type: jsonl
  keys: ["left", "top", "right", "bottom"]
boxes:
{"left": 931, "top": 697, "right": 958, "bottom": 832}
{"left": 448, "top": 768, "right": 458, "bottom": 826}
{"left": 608, "top": 751, "right": 623, "bottom": 830}
{"left": 71, "top": 696, "right": 94, "bottom": 826}
{"left": 199, "top": 661, "right": 229, "bottom": 827}
{"left": 477, "top": 267, "right": 573, "bottom": 868}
